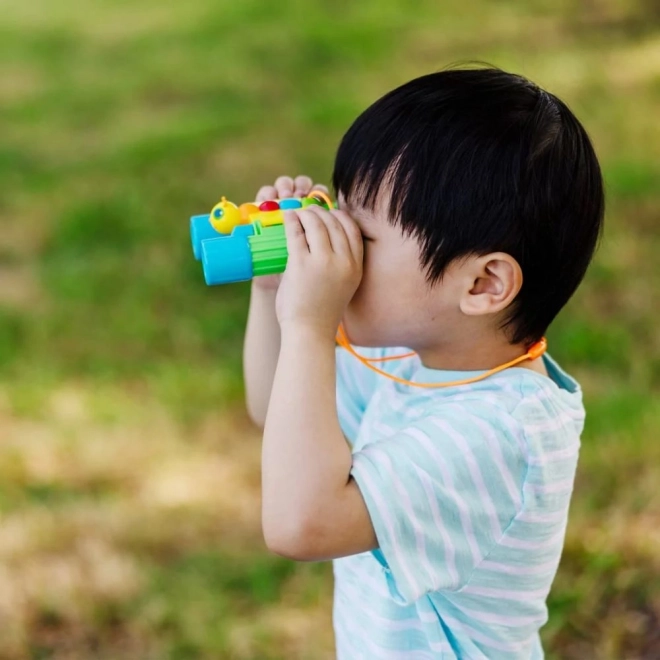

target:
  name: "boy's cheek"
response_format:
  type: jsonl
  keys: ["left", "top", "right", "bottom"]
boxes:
{"left": 342, "top": 294, "right": 371, "bottom": 341}
{"left": 341, "top": 309, "right": 375, "bottom": 346}
{"left": 343, "top": 287, "right": 390, "bottom": 346}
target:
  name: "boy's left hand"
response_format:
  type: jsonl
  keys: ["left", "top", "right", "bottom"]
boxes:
{"left": 276, "top": 205, "right": 364, "bottom": 339}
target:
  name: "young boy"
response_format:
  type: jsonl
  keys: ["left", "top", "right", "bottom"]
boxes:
{"left": 243, "top": 66, "right": 604, "bottom": 659}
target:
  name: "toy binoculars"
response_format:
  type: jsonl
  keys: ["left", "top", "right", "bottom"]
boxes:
{"left": 190, "top": 191, "right": 335, "bottom": 285}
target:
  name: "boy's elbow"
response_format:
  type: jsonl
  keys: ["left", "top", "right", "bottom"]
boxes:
{"left": 263, "top": 517, "right": 318, "bottom": 561}
{"left": 248, "top": 414, "right": 265, "bottom": 430}
{"left": 245, "top": 400, "right": 266, "bottom": 429}
{"left": 265, "top": 535, "right": 309, "bottom": 561}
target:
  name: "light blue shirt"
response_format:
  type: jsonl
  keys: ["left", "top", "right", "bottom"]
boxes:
{"left": 334, "top": 345, "right": 584, "bottom": 659}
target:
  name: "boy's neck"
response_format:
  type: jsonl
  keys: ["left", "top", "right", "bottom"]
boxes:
{"left": 415, "top": 333, "right": 549, "bottom": 377}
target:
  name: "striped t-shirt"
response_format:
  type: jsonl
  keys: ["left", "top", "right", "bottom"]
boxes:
{"left": 333, "top": 345, "right": 584, "bottom": 659}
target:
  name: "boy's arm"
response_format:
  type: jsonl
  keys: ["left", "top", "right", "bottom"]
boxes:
{"left": 262, "top": 323, "right": 378, "bottom": 560}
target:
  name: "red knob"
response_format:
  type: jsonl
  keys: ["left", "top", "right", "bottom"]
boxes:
{"left": 259, "top": 200, "right": 280, "bottom": 212}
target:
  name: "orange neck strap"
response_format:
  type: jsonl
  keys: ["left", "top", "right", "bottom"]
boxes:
{"left": 335, "top": 324, "right": 548, "bottom": 389}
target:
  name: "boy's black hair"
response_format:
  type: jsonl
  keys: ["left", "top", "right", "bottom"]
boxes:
{"left": 332, "top": 64, "right": 605, "bottom": 345}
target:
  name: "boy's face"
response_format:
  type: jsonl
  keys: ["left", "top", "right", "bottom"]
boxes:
{"left": 338, "top": 193, "right": 465, "bottom": 350}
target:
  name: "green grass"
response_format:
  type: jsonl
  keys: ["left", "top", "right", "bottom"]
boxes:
{"left": 0, "top": 0, "right": 659, "bottom": 657}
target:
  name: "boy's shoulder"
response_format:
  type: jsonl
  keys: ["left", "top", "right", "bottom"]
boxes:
{"left": 430, "top": 353, "right": 584, "bottom": 420}
{"left": 377, "top": 348, "right": 583, "bottom": 405}
{"left": 363, "top": 352, "right": 585, "bottom": 456}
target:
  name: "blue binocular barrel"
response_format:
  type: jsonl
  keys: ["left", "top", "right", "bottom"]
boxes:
{"left": 200, "top": 224, "right": 256, "bottom": 285}
{"left": 190, "top": 214, "right": 219, "bottom": 260}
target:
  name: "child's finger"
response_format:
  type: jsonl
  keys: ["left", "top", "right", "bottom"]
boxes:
{"left": 331, "top": 210, "right": 364, "bottom": 264}
{"left": 294, "top": 176, "right": 329, "bottom": 198}
{"left": 256, "top": 185, "right": 277, "bottom": 203}
{"left": 297, "top": 209, "right": 332, "bottom": 254}
{"left": 275, "top": 176, "right": 295, "bottom": 199}
{"left": 282, "top": 211, "right": 309, "bottom": 257}
{"left": 304, "top": 206, "right": 351, "bottom": 257}
{"left": 293, "top": 175, "right": 313, "bottom": 197}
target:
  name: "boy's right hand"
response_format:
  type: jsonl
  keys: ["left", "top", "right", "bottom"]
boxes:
{"left": 252, "top": 175, "right": 330, "bottom": 291}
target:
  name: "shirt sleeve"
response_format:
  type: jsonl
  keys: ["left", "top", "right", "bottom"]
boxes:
{"left": 335, "top": 345, "right": 411, "bottom": 445}
{"left": 350, "top": 405, "right": 527, "bottom": 604}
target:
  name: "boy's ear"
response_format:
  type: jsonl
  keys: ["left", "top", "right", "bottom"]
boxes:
{"left": 459, "top": 253, "right": 523, "bottom": 317}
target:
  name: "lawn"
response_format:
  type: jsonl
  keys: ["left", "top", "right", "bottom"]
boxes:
{"left": 0, "top": 0, "right": 659, "bottom": 658}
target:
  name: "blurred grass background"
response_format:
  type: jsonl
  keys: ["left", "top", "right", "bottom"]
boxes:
{"left": 0, "top": 0, "right": 659, "bottom": 658}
